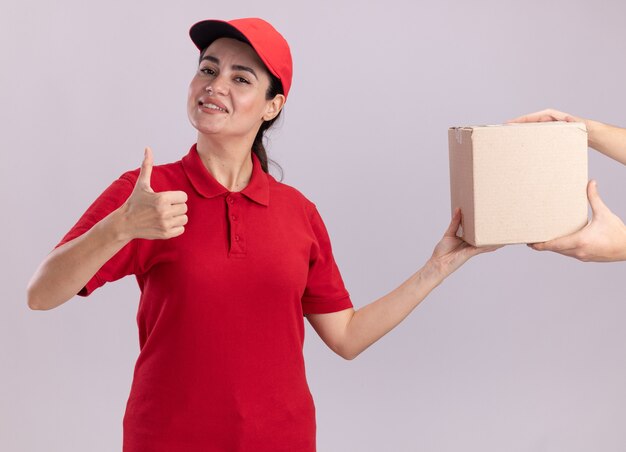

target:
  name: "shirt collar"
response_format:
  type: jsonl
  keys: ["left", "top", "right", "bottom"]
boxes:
{"left": 181, "top": 143, "right": 270, "bottom": 206}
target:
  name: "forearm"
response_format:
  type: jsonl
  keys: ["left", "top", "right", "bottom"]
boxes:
{"left": 308, "top": 210, "right": 497, "bottom": 360}
{"left": 616, "top": 224, "right": 626, "bottom": 261}
{"left": 27, "top": 207, "right": 131, "bottom": 310}
{"left": 586, "top": 120, "right": 626, "bottom": 165}
{"left": 340, "top": 262, "right": 444, "bottom": 359}
{"left": 610, "top": 220, "right": 626, "bottom": 261}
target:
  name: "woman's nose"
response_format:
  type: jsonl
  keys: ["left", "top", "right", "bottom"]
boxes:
{"left": 205, "top": 75, "right": 228, "bottom": 96}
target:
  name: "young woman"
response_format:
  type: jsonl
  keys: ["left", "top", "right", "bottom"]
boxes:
{"left": 27, "top": 18, "right": 498, "bottom": 451}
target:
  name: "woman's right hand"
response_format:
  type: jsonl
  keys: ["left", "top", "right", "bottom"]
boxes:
{"left": 27, "top": 147, "right": 189, "bottom": 310}
{"left": 119, "top": 147, "right": 188, "bottom": 240}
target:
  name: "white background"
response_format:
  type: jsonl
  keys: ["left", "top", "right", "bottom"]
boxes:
{"left": 2, "top": 0, "right": 626, "bottom": 450}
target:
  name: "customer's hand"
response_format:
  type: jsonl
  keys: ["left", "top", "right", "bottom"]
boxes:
{"left": 507, "top": 108, "right": 584, "bottom": 124}
{"left": 528, "top": 180, "right": 626, "bottom": 262}
{"left": 509, "top": 108, "right": 626, "bottom": 166}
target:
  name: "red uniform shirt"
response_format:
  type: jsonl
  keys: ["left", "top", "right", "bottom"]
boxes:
{"left": 56, "top": 144, "right": 353, "bottom": 451}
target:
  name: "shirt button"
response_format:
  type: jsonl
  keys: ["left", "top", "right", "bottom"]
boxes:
{"left": 228, "top": 198, "right": 235, "bottom": 204}
{"left": 231, "top": 215, "right": 237, "bottom": 221}
{"left": 234, "top": 235, "right": 240, "bottom": 242}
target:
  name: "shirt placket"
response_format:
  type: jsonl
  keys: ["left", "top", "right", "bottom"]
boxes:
{"left": 225, "top": 193, "right": 246, "bottom": 257}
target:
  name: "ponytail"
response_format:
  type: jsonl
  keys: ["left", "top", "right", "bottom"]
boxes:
{"left": 253, "top": 72, "right": 284, "bottom": 177}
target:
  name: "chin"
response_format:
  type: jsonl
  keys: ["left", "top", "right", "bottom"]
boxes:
{"left": 188, "top": 117, "right": 225, "bottom": 136}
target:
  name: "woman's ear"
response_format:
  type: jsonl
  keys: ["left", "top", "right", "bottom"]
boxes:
{"left": 263, "top": 94, "right": 286, "bottom": 121}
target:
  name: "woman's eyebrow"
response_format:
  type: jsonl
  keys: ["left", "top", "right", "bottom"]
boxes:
{"left": 232, "top": 65, "right": 258, "bottom": 79}
{"left": 200, "top": 55, "right": 258, "bottom": 80}
{"left": 200, "top": 55, "right": 220, "bottom": 65}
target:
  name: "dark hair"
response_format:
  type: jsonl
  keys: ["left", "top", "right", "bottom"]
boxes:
{"left": 253, "top": 72, "right": 284, "bottom": 176}
{"left": 199, "top": 45, "right": 284, "bottom": 177}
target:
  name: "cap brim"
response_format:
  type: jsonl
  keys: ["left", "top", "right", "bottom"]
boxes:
{"left": 189, "top": 20, "right": 250, "bottom": 52}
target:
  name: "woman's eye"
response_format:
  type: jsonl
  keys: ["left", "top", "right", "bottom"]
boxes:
{"left": 235, "top": 76, "right": 250, "bottom": 84}
{"left": 200, "top": 67, "right": 216, "bottom": 76}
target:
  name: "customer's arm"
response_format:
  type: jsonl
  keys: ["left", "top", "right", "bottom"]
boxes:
{"left": 509, "top": 108, "right": 626, "bottom": 165}
{"left": 528, "top": 180, "right": 626, "bottom": 262}
{"left": 508, "top": 109, "right": 626, "bottom": 262}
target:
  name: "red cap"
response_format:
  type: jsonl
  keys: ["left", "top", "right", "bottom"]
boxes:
{"left": 189, "top": 18, "right": 293, "bottom": 99}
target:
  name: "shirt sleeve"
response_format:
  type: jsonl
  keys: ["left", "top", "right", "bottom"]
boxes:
{"left": 54, "top": 172, "right": 137, "bottom": 297}
{"left": 301, "top": 203, "right": 353, "bottom": 314}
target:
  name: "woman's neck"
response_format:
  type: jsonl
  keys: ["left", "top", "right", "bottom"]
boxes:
{"left": 196, "top": 134, "right": 254, "bottom": 192}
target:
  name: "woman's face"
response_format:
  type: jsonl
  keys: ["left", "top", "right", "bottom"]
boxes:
{"left": 187, "top": 37, "right": 283, "bottom": 142}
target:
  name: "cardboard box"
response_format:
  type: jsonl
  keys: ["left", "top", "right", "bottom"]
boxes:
{"left": 448, "top": 122, "right": 588, "bottom": 246}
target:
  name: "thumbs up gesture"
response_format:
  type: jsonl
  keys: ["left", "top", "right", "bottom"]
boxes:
{"left": 121, "top": 147, "right": 188, "bottom": 240}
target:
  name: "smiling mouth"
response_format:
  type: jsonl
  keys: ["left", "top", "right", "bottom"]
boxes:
{"left": 199, "top": 101, "right": 228, "bottom": 113}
